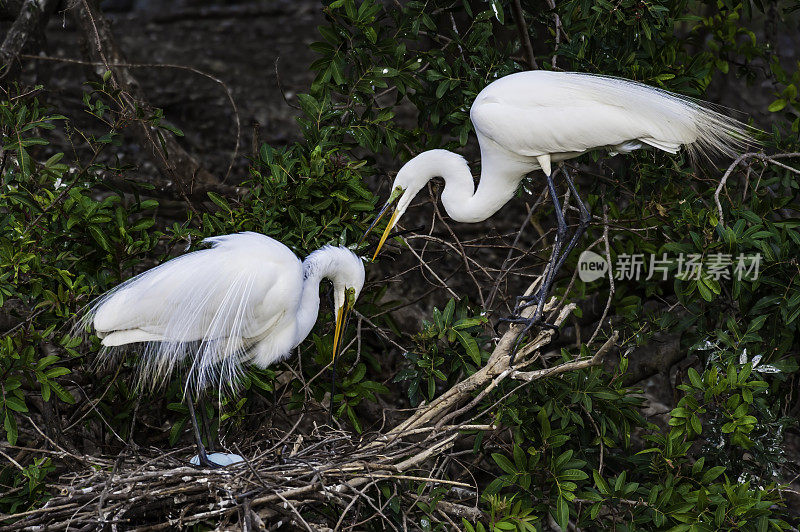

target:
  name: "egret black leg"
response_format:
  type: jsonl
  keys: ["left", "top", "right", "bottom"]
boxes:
{"left": 504, "top": 165, "right": 595, "bottom": 364}
{"left": 198, "top": 397, "right": 215, "bottom": 453}
{"left": 512, "top": 166, "right": 593, "bottom": 313}
{"left": 186, "top": 399, "right": 218, "bottom": 468}
{"left": 506, "top": 170, "right": 568, "bottom": 365}
{"left": 553, "top": 166, "right": 591, "bottom": 273}
{"left": 329, "top": 352, "right": 339, "bottom": 422}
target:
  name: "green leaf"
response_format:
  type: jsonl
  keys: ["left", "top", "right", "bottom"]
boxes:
{"left": 453, "top": 328, "right": 481, "bottom": 365}
{"left": 702, "top": 466, "right": 726, "bottom": 483}
{"left": 5, "top": 412, "right": 18, "bottom": 445}
{"left": 593, "top": 470, "right": 611, "bottom": 495}
{"left": 768, "top": 99, "right": 787, "bottom": 112}
{"left": 555, "top": 496, "right": 569, "bottom": 530}
{"left": 88, "top": 226, "right": 112, "bottom": 252}
{"left": 453, "top": 318, "right": 484, "bottom": 330}
{"left": 687, "top": 367, "right": 703, "bottom": 388}
{"left": 492, "top": 453, "right": 517, "bottom": 475}
{"left": 50, "top": 381, "right": 75, "bottom": 404}
{"left": 560, "top": 469, "right": 589, "bottom": 481}
{"left": 5, "top": 396, "right": 28, "bottom": 413}
{"left": 442, "top": 298, "right": 455, "bottom": 327}
{"left": 690, "top": 414, "right": 702, "bottom": 435}
{"left": 207, "top": 192, "right": 232, "bottom": 212}
{"left": 169, "top": 418, "right": 186, "bottom": 446}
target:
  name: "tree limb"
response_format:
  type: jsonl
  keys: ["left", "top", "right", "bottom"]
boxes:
{"left": 71, "top": 0, "right": 222, "bottom": 195}
{"left": 510, "top": 0, "right": 538, "bottom": 69}
{"left": 511, "top": 331, "right": 618, "bottom": 381}
{"left": 0, "top": 0, "right": 58, "bottom": 82}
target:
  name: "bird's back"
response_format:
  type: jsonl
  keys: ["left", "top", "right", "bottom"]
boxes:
{"left": 470, "top": 71, "right": 753, "bottom": 161}
{"left": 89, "top": 232, "right": 304, "bottom": 393}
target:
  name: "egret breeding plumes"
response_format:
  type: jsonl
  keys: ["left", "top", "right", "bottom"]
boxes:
{"left": 366, "top": 71, "right": 757, "bottom": 357}
{"left": 84, "top": 232, "right": 365, "bottom": 466}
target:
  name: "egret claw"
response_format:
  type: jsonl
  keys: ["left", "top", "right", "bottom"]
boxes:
{"left": 500, "top": 316, "right": 560, "bottom": 366}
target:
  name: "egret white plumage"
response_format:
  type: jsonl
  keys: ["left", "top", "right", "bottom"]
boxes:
{"left": 366, "top": 71, "right": 756, "bottom": 358}
{"left": 85, "top": 232, "right": 365, "bottom": 466}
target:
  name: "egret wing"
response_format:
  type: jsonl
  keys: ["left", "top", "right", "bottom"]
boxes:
{"left": 470, "top": 71, "right": 751, "bottom": 160}
{"left": 90, "top": 232, "right": 303, "bottom": 392}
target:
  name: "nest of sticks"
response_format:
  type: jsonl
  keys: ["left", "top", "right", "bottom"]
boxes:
{"left": 5, "top": 289, "right": 617, "bottom": 531}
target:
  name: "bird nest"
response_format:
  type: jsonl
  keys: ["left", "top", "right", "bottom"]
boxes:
{"left": 5, "top": 297, "right": 616, "bottom": 531}
{"left": 8, "top": 424, "right": 485, "bottom": 531}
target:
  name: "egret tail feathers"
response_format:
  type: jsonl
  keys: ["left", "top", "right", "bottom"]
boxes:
{"left": 563, "top": 72, "right": 759, "bottom": 160}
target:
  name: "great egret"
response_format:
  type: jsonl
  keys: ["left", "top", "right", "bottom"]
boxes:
{"left": 86, "top": 232, "right": 365, "bottom": 467}
{"left": 366, "top": 71, "right": 755, "bottom": 359}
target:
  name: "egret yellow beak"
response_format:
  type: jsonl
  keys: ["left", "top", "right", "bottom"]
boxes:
{"left": 332, "top": 304, "right": 346, "bottom": 362}
{"left": 372, "top": 209, "right": 399, "bottom": 261}
{"left": 329, "top": 288, "right": 355, "bottom": 418}
{"left": 359, "top": 185, "right": 405, "bottom": 257}
{"left": 332, "top": 289, "right": 355, "bottom": 362}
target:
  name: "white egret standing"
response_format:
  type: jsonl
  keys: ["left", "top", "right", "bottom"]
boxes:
{"left": 85, "top": 232, "right": 365, "bottom": 466}
{"left": 365, "top": 71, "right": 756, "bottom": 359}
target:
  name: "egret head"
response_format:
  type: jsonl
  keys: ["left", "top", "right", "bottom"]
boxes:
{"left": 327, "top": 247, "right": 366, "bottom": 362}
{"left": 363, "top": 150, "right": 464, "bottom": 260}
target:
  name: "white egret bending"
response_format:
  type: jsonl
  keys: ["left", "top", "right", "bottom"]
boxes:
{"left": 86, "top": 232, "right": 365, "bottom": 466}
{"left": 366, "top": 71, "right": 756, "bottom": 360}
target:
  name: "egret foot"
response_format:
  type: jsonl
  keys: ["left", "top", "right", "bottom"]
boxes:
{"left": 511, "top": 293, "right": 544, "bottom": 315}
{"left": 189, "top": 442, "right": 220, "bottom": 469}
{"left": 190, "top": 452, "right": 244, "bottom": 467}
{"left": 496, "top": 315, "right": 560, "bottom": 366}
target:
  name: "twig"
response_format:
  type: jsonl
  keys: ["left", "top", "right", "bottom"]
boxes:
{"left": 399, "top": 235, "right": 461, "bottom": 300}
{"left": 587, "top": 204, "right": 614, "bottom": 346}
{"left": 510, "top": 0, "right": 538, "bottom": 69}
{"left": 714, "top": 152, "right": 800, "bottom": 227}
{"left": 510, "top": 331, "right": 618, "bottom": 381}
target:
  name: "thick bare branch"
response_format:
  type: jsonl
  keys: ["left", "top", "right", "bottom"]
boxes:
{"left": 510, "top": 0, "right": 538, "bottom": 69}
{"left": 0, "top": 0, "right": 58, "bottom": 81}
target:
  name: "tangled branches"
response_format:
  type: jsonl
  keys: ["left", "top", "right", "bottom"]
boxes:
{"left": 2, "top": 279, "right": 616, "bottom": 530}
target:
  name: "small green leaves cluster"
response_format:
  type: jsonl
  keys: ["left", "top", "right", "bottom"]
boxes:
{"left": 670, "top": 363, "right": 767, "bottom": 448}
{"left": 467, "top": 351, "right": 643, "bottom": 530}
{"left": 471, "top": 354, "right": 789, "bottom": 530}
{"left": 1, "top": 85, "right": 163, "bottom": 511}
{"left": 187, "top": 142, "right": 376, "bottom": 256}
{"left": 463, "top": 495, "right": 538, "bottom": 532}
{"left": 308, "top": 0, "right": 518, "bottom": 157}
{"left": 0, "top": 457, "right": 54, "bottom": 514}
{"left": 394, "top": 298, "right": 488, "bottom": 406}
{"left": 1, "top": 89, "right": 161, "bottom": 434}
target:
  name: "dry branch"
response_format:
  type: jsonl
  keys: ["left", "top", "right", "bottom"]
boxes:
{"left": 0, "top": 0, "right": 58, "bottom": 81}
{"left": 511, "top": 330, "right": 618, "bottom": 381}
{"left": 2, "top": 285, "right": 616, "bottom": 530}
{"left": 510, "top": 0, "right": 538, "bottom": 69}
{"left": 714, "top": 152, "right": 800, "bottom": 226}
{"left": 71, "top": 0, "right": 222, "bottom": 195}
{"left": 142, "top": 1, "right": 296, "bottom": 24}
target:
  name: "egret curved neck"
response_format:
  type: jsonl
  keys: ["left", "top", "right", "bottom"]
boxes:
{"left": 422, "top": 150, "right": 528, "bottom": 223}
{"left": 295, "top": 258, "right": 328, "bottom": 346}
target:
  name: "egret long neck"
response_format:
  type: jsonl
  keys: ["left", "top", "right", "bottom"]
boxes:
{"left": 295, "top": 257, "right": 328, "bottom": 347}
{"left": 434, "top": 149, "right": 528, "bottom": 223}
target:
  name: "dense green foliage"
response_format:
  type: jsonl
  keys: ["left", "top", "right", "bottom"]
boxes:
{"left": 1, "top": 0, "right": 799, "bottom": 529}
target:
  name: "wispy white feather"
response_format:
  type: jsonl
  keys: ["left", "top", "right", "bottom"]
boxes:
{"left": 79, "top": 232, "right": 365, "bottom": 398}
{"left": 546, "top": 72, "right": 757, "bottom": 159}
